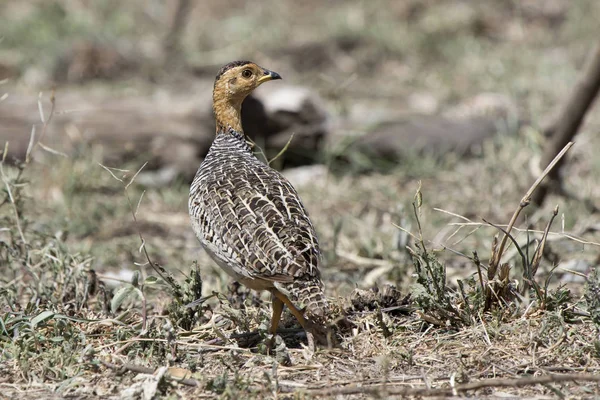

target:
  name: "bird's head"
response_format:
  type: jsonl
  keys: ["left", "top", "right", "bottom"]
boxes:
{"left": 214, "top": 61, "right": 281, "bottom": 102}
{"left": 213, "top": 61, "right": 281, "bottom": 133}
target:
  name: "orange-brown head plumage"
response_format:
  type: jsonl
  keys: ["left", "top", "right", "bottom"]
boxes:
{"left": 213, "top": 61, "right": 282, "bottom": 133}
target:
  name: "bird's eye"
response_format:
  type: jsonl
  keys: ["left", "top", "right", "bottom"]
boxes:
{"left": 241, "top": 69, "right": 253, "bottom": 78}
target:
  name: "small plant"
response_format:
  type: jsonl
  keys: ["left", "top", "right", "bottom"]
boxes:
{"left": 110, "top": 270, "right": 153, "bottom": 331}
{"left": 0, "top": 137, "right": 104, "bottom": 382}
{"left": 166, "top": 261, "right": 207, "bottom": 331}
{"left": 404, "top": 142, "right": 579, "bottom": 328}
{"left": 406, "top": 182, "right": 477, "bottom": 327}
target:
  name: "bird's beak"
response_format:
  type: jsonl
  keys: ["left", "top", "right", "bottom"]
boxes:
{"left": 257, "top": 69, "right": 282, "bottom": 84}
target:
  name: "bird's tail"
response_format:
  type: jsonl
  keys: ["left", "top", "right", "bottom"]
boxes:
{"left": 279, "top": 277, "right": 335, "bottom": 347}
{"left": 287, "top": 278, "right": 328, "bottom": 322}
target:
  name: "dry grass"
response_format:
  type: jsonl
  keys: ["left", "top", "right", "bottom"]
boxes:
{"left": 2, "top": 117, "right": 600, "bottom": 399}
{"left": 2, "top": 0, "right": 600, "bottom": 399}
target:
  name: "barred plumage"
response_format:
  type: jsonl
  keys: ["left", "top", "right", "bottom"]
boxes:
{"left": 189, "top": 61, "right": 328, "bottom": 345}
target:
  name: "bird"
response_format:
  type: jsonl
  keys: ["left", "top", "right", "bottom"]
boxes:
{"left": 189, "top": 61, "right": 329, "bottom": 348}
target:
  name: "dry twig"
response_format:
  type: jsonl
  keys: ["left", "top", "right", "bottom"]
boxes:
{"left": 490, "top": 142, "right": 573, "bottom": 272}
{"left": 100, "top": 360, "right": 199, "bottom": 387}
{"left": 300, "top": 373, "right": 600, "bottom": 397}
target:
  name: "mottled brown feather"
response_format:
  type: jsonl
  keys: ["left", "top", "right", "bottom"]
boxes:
{"left": 189, "top": 62, "right": 327, "bottom": 320}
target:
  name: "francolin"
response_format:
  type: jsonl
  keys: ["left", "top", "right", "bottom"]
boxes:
{"left": 189, "top": 61, "right": 329, "bottom": 348}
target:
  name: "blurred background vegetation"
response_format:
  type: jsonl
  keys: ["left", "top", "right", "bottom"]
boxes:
{"left": 2, "top": 0, "right": 598, "bottom": 101}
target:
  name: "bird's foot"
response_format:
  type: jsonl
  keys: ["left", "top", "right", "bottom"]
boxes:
{"left": 265, "top": 334, "right": 291, "bottom": 365}
{"left": 266, "top": 334, "right": 277, "bottom": 354}
{"left": 304, "top": 319, "right": 336, "bottom": 348}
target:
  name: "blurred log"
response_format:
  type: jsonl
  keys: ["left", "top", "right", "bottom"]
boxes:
{"left": 328, "top": 91, "right": 519, "bottom": 173}
{"left": 333, "top": 114, "right": 510, "bottom": 172}
{"left": 532, "top": 43, "right": 600, "bottom": 206}
{"left": 356, "top": 115, "right": 498, "bottom": 155}
{"left": 0, "top": 88, "right": 212, "bottom": 180}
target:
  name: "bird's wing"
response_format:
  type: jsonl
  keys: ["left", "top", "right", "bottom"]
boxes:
{"left": 194, "top": 159, "right": 321, "bottom": 282}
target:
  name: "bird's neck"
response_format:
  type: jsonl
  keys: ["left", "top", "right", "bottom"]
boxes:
{"left": 213, "top": 96, "right": 244, "bottom": 134}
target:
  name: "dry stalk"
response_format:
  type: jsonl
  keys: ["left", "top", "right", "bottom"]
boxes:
{"left": 472, "top": 251, "right": 484, "bottom": 292}
{"left": 484, "top": 218, "right": 528, "bottom": 274}
{"left": 490, "top": 142, "right": 573, "bottom": 273}
{"left": 300, "top": 373, "right": 600, "bottom": 397}
{"left": 28, "top": 91, "right": 57, "bottom": 162}
{"left": 0, "top": 92, "right": 59, "bottom": 247}
{"left": 435, "top": 208, "right": 600, "bottom": 248}
{"left": 99, "top": 162, "right": 184, "bottom": 302}
{"left": 530, "top": 205, "right": 559, "bottom": 279}
{"left": 100, "top": 361, "right": 199, "bottom": 387}
{"left": 0, "top": 143, "right": 26, "bottom": 245}
{"left": 488, "top": 235, "right": 499, "bottom": 279}
{"left": 268, "top": 132, "right": 295, "bottom": 166}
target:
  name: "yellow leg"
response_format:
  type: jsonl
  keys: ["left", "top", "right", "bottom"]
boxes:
{"left": 267, "top": 295, "right": 284, "bottom": 353}
{"left": 270, "top": 289, "right": 328, "bottom": 350}
{"left": 270, "top": 296, "right": 284, "bottom": 336}
{"left": 270, "top": 289, "right": 307, "bottom": 329}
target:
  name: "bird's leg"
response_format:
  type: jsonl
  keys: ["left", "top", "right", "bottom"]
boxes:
{"left": 268, "top": 296, "right": 284, "bottom": 352}
{"left": 270, "top": 297, "right": 285, "bottom": 335}
{"left": 270, "top": 290, "right": 307, "bottom": 329}
{"left": 271, "top": 290, "right": 330, "bottom": 350}
{"left": 270, "top": 289, "right": 330, "bottom": 351}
